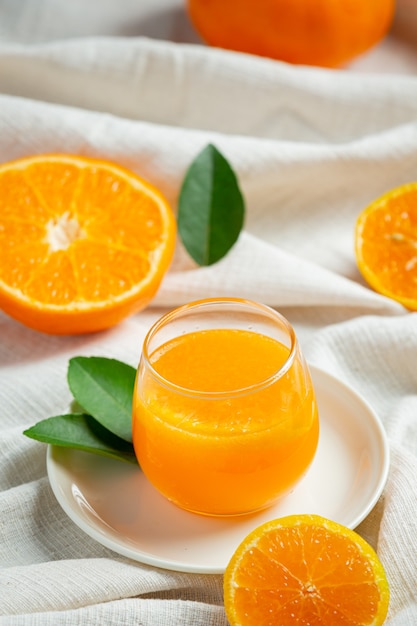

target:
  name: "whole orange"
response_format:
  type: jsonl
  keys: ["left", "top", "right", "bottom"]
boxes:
{"left": 186, "top": 0, "right": 396, "bottom": 68}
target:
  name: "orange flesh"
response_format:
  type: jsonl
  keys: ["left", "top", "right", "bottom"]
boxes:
{"left": 0, "top": 162, "right": 165, "bottom": 304}
{"left": 132, "top": 329, "right": 319, "bottom": 516}
{"left": 355, "top": 187, "right": 417, "bottom": 305}
{"left": 224, "top": 515, "right": 390, "bottom": 625}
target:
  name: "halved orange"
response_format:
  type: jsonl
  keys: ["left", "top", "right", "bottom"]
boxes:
{"left": 355, "top": 183, "right": 417, "bottom": 310}
{"left": 224, "top": 514, "right": 390, "bottom": 626}
{"left": 0, "top": 154, "right": 176, "bottom": 334}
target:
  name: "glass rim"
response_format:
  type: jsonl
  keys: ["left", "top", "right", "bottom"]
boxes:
{"left": 141, "top": 297, "right": 298, "bottom": 399}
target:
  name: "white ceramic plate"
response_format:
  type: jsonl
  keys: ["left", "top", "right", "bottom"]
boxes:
{"left": 47, "top": 366, "right": 389, "bottom": 574}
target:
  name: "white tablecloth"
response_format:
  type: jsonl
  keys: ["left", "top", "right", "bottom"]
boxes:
{"left": 1, "top": 1, "right": 417, "bottom": 624}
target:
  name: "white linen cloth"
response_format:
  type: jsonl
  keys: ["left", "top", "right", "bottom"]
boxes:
{"left": 1, "top": 2, "right": 417, "bottom": 624}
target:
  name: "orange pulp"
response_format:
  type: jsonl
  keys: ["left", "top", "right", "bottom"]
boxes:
{"left": 132, "top": 328, "right": 319, "bottom": 516}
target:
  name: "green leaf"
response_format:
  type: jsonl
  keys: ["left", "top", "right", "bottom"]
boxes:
{"left": 178, "top": 143, "right": 245, "bottom": 266}
{"left": 23, "top": 414, "right": 137, "bottom": 464}
{"left": 67, "top": 357, "right": 136, "bottom": 443}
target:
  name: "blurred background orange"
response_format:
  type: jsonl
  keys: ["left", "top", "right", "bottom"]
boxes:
{"left": 186, "top": 0, "right": 396, "bottom": 68}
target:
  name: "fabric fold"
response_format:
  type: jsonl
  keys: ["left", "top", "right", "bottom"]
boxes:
{"left": 1, "top": 37, "right": 417, "bottom": 142}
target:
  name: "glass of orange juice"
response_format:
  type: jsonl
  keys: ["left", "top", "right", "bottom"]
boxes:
{"left": 132, "top": 298, "right": 319, "bottom": 517}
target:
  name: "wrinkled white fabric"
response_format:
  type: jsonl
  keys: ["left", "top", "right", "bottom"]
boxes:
{"left": 1, "top": 2, "right": 417, "bottom": 624}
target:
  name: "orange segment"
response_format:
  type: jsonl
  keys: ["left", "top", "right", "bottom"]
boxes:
{"left": 355, "top": 183, "right": 417, "bottom": 310}
{"left": 224, "top": 514, "right": 390, "bottom": 626}
{"left": 0, "top": 154, "right": 176, "bottom": 334}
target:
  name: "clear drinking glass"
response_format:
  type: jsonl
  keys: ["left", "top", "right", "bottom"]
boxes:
{"left": 132, "top": 298, "right": 319, "bottom": 517}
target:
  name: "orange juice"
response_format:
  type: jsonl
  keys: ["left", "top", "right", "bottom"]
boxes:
{"left": 133, "top": 302, "right": 319, "bottom": 517}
